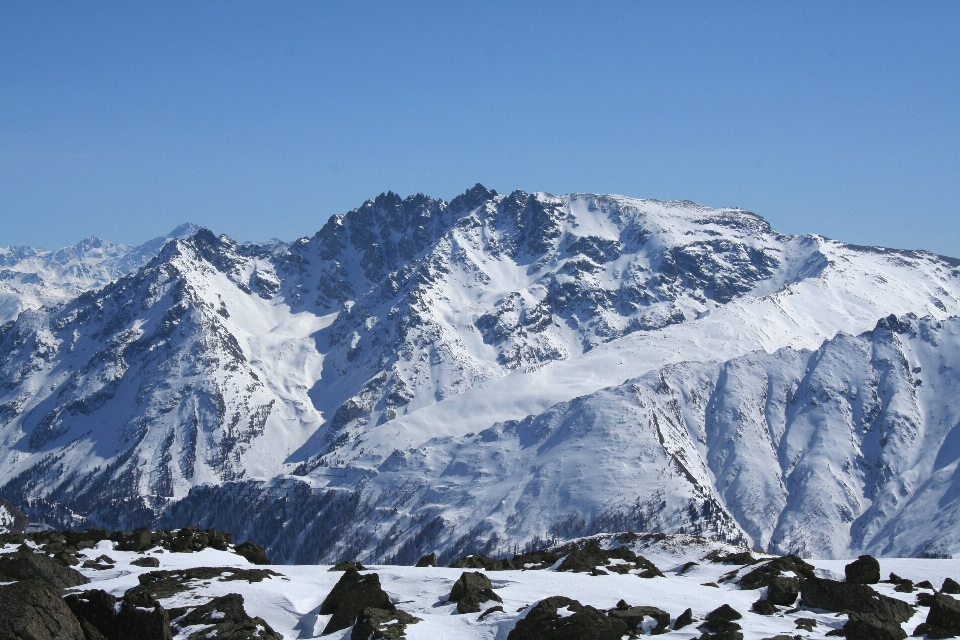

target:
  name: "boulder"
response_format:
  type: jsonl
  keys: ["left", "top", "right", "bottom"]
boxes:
{"left": 114, "top": 528, "right": 153, "bottom": 552}
{"left": 768, "top": 576, "right": 800, "bottom": 605}
{"left": 924, "top": 593, "right": 960, "bottom": 636}
{"left": 0, "top": 545, "right": 90, "bottom": 588}
{"left": 329, "top": 560, "right": 366, "bottom": 572}
{"left": 415, "top": 553, "right": 437, "bottom": 568}
{"left": 846, "top": 556, "right": 882, "bottom": 585}
{"left": 705, "top": 551, "right": 757, "bottom": 565}
{"left": 448, "top": 571, "right": 502, "bottom": 614}
{"left": 739, "top": 555, "right": 817, "bottom": 591}
{"left": 917, "top": 581, "right": 935, "bottom": 591}
{"left": 0, "top": 579, "right": 85, "bottom": 640}
{"left": 556, "top": 543, "right": 662, "bottom": 576}
{"left": 607, "top": 601, "right": 670, "bottom": 633}
{"left": 700, "top": 604, "right": 743, "bottom": 634}
{"left": 234, "top": 541, "right": 270, "bottom": 565}
{"left": 131, "top": 556, "right": 160, "bottom": 568}
{"left": 507, "top": 596, "right": 629, "bottom": 640}
{"left": 752, "top": 600, "right": 777, "bottom": 615}
{"left": 844, "top": 613, "right": 907, "bottom": 640}
{"left": 169, "top": 593, "right": 282, "bottom": 640}
{"left": 943, "top": 579, "right": 960, "bottom": 595}
{"left": 350, "top": 607, "right": 421, "bottom": 640}
{"left": 801, "top": 577, "right": 915, "bottom": 623}
{"left": 448, "top": 553, "right": 494, "bottom": 569}
{"left": 64, "top": 589, "right": 171, "bottom": 640}
{"left": 796, "top": 618, "right": 817, "bottom": 631}
{"left": 674, "top": 608, "right": 694, "bottom": 630}
{"left": 319, "top": 569, "right": 395, "bottom": 634}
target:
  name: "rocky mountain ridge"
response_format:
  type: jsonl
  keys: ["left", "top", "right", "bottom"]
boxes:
{"left": 1, "top": 186, "right": 959, "bottom": 562}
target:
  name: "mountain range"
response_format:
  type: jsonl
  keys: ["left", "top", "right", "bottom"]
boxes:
{"left": 1, "top": 185, "right": 959, "bottom": 562}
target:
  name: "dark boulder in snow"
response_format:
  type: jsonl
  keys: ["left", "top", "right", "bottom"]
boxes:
{"left": 846, "top": 556, "right": 882, "bottom": 585}
{"left": 448, "top": 571, "right": 502, "bottom": 614}
{"left": 64, "top": 589, "right": 172, "bottom": 640}
{"left": 843, "top": 613, "right": 907, "bottom": 640}
{"left": 739, "top": 555, "right": 816, "bottom": 591}
{"left": 0, "top": 545, "right": 89, "bottom": 589}
{"left": 319, "top": 569, "right": 395, "bottom": 634}
{"left": 801, "top": 577, "right": 914, "bottom": 623}
{"left": 168, "top": 593, "right": 281, "bottom": 640}
{"left": 234, "top": 540, "right": 270, "bottom": 565}
{"left": 0, "top": 579, "right": 85, "bottom": 640}
{"left": 507, "top": 596, "right": 629, "bottom": 640}
{"left": 414, "top": 553, "right": 437, "bottom": 567}
{"left": 350, "top": 607, "right": 420, "bottom": 640}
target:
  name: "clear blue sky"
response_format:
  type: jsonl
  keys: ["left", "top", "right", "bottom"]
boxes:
{"left": 1, "top": 2, "right": 958, "bottom": 257}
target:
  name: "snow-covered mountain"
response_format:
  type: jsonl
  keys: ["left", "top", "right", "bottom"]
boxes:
{"left": 1, "top": 186, "right": 959, "bottom": 562}
{"left": 0, "top": 223, "right": 200, "bottom": 324}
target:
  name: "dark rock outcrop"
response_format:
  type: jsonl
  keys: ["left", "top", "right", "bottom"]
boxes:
{"left": 752, "top": 600, "right": 777, "bottom": 615}
{"left": 675, "top": 608, "right": 694, "bottom": 630}
{"left": 768, "top": 576, "right": 801, "bottom": 606}
{"left": 64, "top": 589, "right": 172, "bottom": 640}
{"left": 319, "top": 569, "right": 395, "bottom": 634}
{"left": 448, "top": 553, "right": 494, "bottom": 569}
{"left": 131, "top": 556, "right": 161, "bottom": 568}
{"left": 168, "top": 593, "right": 282, "bottom": 640}
{"left": 739, "top": 555, "right": 816, "bottom": 591}
{"left": 607, "top": 600, "right": 670, "bottom": 634}
{"left": 414, "top": 553, "right": 437, "bottom": 567}
{"left": 507, "top": 596, "right": 629, "bottom": 640}
{"left": 846, "top": 556, "right": 882, "bottom": 585}
{"left": 0, "top": 579, "right": 85, "bottom": 640}
{"left": 0, "top": 545, "right": 90, "bottom": 588}
{"left": 448, "top": 571, "right": 502, "bottom": 614}
{"left": 234, "top": 540, "right": 270, "bottom": 565}
{"left": 943, "top": 579, "right": 960, "bottom": 595}
{"left": 916, "top": 593, "right": 960, "bottom": 638}
{"left": 844, "top": 613, "right": 907, "bottom": 640}
{"left": 128, "top": 567, "right": 280, "bottom": 599}
{"left": 329, "top": 560, "right": 366, "bottom": 572}
{"left": 350, "top": 607, "right": 421, "bottom": 640}
{"left": 801, "top": 577, "right": 915, "bottom": 623}
{"left": 556, "top": 543, "right": 662, "bottom": 577}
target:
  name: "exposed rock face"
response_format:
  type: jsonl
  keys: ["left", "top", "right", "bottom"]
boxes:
{"left": 555, "top": 543, "right": 662, "bottom": 576}
{"left": 0, "top": 546, "right": 90, "bottom": 588}
{"left": 767, "top": 577, "right": 800, "bottom": 606}
{"left": 319, "top": 569, "right": 395, "bottom": 634}
{"left": 128, "top": 567, "right": 280, "bottom": 599}
{"left": 800, "top": 577, "right": 915, "bottom": 623}
{"left": 846, "top": 556, "right": 882, "bottom": 584}
{"left": 507, "top": 596, "right": 629, "bottom": 640}
{"left": 843, "top": 613, "right": 907, "bottom": 640}
{"left": 447, "top": 571, "right": 502, "bottom": 614}
{"left": 916, "top": 593, "right": 960, "bottom": 638}
{"left": 739, "top": 555, "right": 816, "bottom": 590}
{"left": 234, "top": 541, "right": 270, "bottom": 565}
{"left": 0, "top": 579, "right": 85, "bottom": 640}
{"left": 350, "top": 608, "right": 420, "bottom": 640}
{"left": 329, "top": 560, "right": 366, "bottom": 572}
{"left": 64, "top": 589, "right": 172, "bottom": 640}
{"left": 942, "top": 578, "right": 960, "bottom": 595}
{"left": 414, "top": 553, "right": 436, "bottom": 567}
{"left": 674, "top": 608, "right": 694, "bottom": 630}
{"left": 607, "top": 600, "right": 670, "bottom": 634}
{"left": 0, "top": 498, "right": 28, "bottom": 534}
{"left": 168, "top": 593, "right": 282, "bottom": 640}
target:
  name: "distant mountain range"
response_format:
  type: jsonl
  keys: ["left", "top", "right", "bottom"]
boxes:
{"left": 1, "top": 185, "right": 959, "bottom": 562}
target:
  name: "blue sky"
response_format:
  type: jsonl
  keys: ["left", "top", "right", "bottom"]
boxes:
{"left": 1, "top": 2, "right": 958, "bottom": 257}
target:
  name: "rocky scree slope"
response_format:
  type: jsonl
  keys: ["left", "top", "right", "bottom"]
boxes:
{"left": 0, "top": 186, "right": 959, "bottom": 561}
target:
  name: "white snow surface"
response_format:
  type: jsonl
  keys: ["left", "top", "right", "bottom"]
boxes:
{"left": 1, "top": 187, "right": 960, "bottom": 561}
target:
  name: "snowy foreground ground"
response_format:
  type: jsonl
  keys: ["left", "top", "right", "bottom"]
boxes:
{"left": 4, "top": 535, "right": 957, "bottom": 640}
